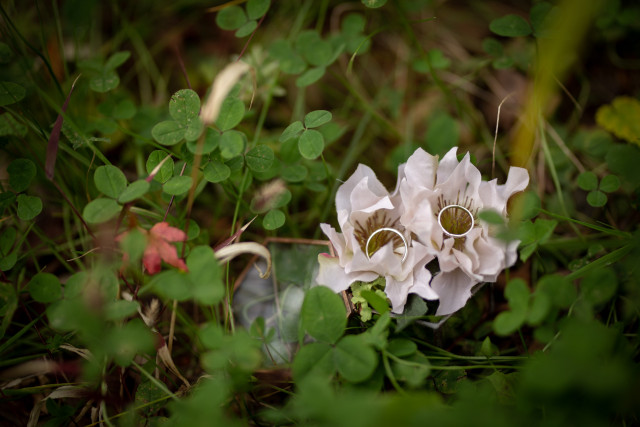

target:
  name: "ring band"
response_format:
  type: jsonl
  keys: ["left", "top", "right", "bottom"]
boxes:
{"left": 437, "top": 204, "right": 474, "bottom": 238}
{"left": 365, "top": 227, "right": 408, "bottom": 263}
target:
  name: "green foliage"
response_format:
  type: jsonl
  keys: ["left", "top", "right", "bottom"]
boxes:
{"left": 2, "top": 1, "right": 639, "bottom": 426}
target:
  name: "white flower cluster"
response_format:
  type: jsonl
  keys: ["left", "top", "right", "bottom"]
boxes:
{"left": 316, "top": 147, "right": 529, "bottom": 318}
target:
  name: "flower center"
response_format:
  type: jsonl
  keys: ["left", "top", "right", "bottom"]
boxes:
{"left": 436, "top": 195, "right": 476, "bottom": 239}
{"left": 354, "top": 212, "right": 406, "bottom": 260}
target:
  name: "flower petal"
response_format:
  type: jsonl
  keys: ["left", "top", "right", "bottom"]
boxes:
{"left": 150, "top": 222, "right": 187, "bottom": 242}
{"left": 336, "top": 164, "right": 388, "bottom": 213}
{"left": 431, "top": 268, "right": 478, "bottom": 316}
{"left": 316, "top": 255, "right": 377, "bottom": 293}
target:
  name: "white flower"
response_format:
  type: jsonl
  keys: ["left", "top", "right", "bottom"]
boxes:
{"left": 316, "top": 164, "right": 438, "bottom": 313}
{"left": 399, "top": 147, "right": 529, "bottom": 316}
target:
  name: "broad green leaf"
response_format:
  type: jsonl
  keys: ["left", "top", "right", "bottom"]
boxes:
{"left": 334, "top": 335, "right": 377, "bottom": 382}
{"left": 235, "top": 20, "right": 257, "bottom": 38}
{"left": 301, "top": 286, "right": 346, "bottom": 344}
{"left": 478, "top": 209, "right": 505, "bottom": 225}
{"left": 216, "top": 97, "right": 245, "bottom": 131}
{"left": 595, "top": 96, "right": 640, "bottom": 145}
{"left": 263, "top": 209, "right": 285, "bottom": 230}
{"left": 184, "top": 117, "right": 204, "bottom": 142}
{"left": 292, "top": 342, "right": 335, "bottom": 381}
{"left": 0, "top": 81, "right": 26, "bottom": 106}
{"left": 28, "top": 273, "right": 62, "bottom": 303}
{"left": 203, "top": 161, "right": 231, "bottom": 183}
{"left": 8, "top": 158, "right": 36, "bottom": 192}
{"left": 296, "top": 31, "right": 332, "bottom": 67}
{"left": 280, "top": 121, "right": 304, "bottom": 142}
{"left": 600, "top": 175, "right": 620, "bottom": 193}
{"left": 298, "top": 129, "right": 324, "bottom": 159}
{"left": 151, "top": 120, "right": 186, "bottom": 146}
{"left": 489, "top": 14, "right": 532, "bottom": 37}
{"left": 304, "top": 110, "right": 332, "bottom": 128}
{"left": 117, "top": 180, "right": 150, "bottom": 204}
{"left": 169, "top": 89, "right": 200, "bottom": 123}
{"left": 17, "top": 194, "right": 42, "bottom": 220}
{"left": 219, "top": 130, "right": 245, "bottom": 159}
{"left": 296, "top": 67, "right": 325, "bottom": 87}
{"left": 246, "top": 145, "right": 274, "bottom": 172}
{"left": 135, "top": 380, "right": 166, "bottom": 416}
{"left": 146, "top": 150, "right": 174, "bottom": 183}
{"left": 83, "top": 198, "right": 122, "bottom": 224}
{"left": 426, "top": 49, "right": 451, "bottom": 69}
{"left": 90, "top": 70, "right": 119, "bottom": 92}
{"left": 587, "top": 190, "right": 607, "bottom": 207}
{"left": 387, "top": 338, "right": 417, "bottom": 357}
{"left": 187, "top": 246, "right": 224, "bottom": 305}
{"left": 94, "top": 165, "right": 127, "bottom": 198}
{"left": 163, "top": 176, "right": 192, "bottom": 196}
{"left": 187, "top": 128, "right": 220, "bottom": 154}
{"left": 360, "top": 289, "right": 390, "bottom": 315}
{"left": 361, "top": 0, "right": 387, "bottom": 8}
{"left": 281, "top": 164, "right": 308, "bottom": 182}
{"left": 105, "top": 51, "right": 131, "bottom": 70}
{"left": 149, "top": 270, "right": 191, "bottom": 301}
{"left": 247, "top": 0, "right": 270, "bottom": 20}
{"left": 216, "top": 5, "right": 247, "bottom": 30}
{"left": 493, "top": 279, "right": 529, "bottom": 336}
{"left": 577, "top": 171, "right": 598, "bottom": 191}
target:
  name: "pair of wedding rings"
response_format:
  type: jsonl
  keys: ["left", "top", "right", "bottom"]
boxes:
{"left": 364, "top": 204, "right": 474, "bottom": 263}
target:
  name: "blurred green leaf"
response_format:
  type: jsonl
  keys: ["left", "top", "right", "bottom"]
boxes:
{"left": 83, "top": 198, "right": 121, "bottom": 224}
{"left": 296, "top": 31, "right": 333, "bottom": 67}
{"left": 296, "top": 67, "right": 325, "bottom": 87}
{"left": 118, "top": 180, "right": 150, "bottom": 204}
{"left": 216, "top": 5, "right": 247, "bottom": 30}
{"left": 0, "top": 81, "right": 26, "bottom": 106}
{"left": 587, "top": 190, "right": 607, "bottom": 207}
{"left": 235, "top": 20, "right": 257, "bottom": 37}
{"left": 219, "top": 130, "right": 245, "bottom": 159}
{"left": 16, "top": 194, "right": 43, "bottom": 221}
{"left": 292, "top": 342, "right": 335, "bottom": 380}
{"left": 8, "top": 158, "right": 36, "bottom": 192}
{"left": 263, "top": 209, "right": 285, "bottom": 230}
{"left": 187, "top": 246, "right": 224, "bottom": 305}
{"left": 246, "top": 145, "right": 275, "bottom": 172}
{"left": 149, "top": 270, "right": 191, "bottom": 301}
{"left": 387, "top": 338, "right": 417, "bottom": 357}
{"left": 360, "top": 289, "right": 390, "bottom": 315}
{"left": 301, "top": 286, "right": 346, "bottom": 344}
{"left": 107, "top": 319, "right": 155, "bottom": 366}
{"left": 90, "top": 70, "right": 119, "bottom": 92}
{"left": 94, "top": 165, "right": 127, "bottom": 198}
{"left": 529, "top": 2, "right": 553, "bottom": 37}
{"left": 489, "top": 14, "right": 532, "bottom": 37}
{"left": 28, "top": 273, "right": 62, "bottom": 303}
{"left": 494, "top": 279, "right": 529, "bottom": 336}
{"left": 596, "top": 96, "right": 640, "bottom": 145}
{"left": 105, "top": 300, "right": 140, "bottom": 321}
{"left": 537, "top": 274, "right": 576, "bottom": 309}
{"left": 170, "top": 89, "right": 200, "bottom": 123}
{"left": 105, "top": 51, "right": 130, "bottom": 70}
{"left": 247, "top": 0, "right": 270, "bottom": 19}
{"left": 425, "top": 112, "right": 459, "bottom": 156}
{"left": 163, "top": 176, "right": 192, "bottom": 196}
{"left": 216, "top": 97, "right": 245, "bottom": 131}
{"left": 281, "top": 164, "right": 308, "bottom": 182}
{"left": 269, "top": 40, "right": 306, "bottom": 74}
{"left": 0, "top": 113, "right": 27, "bottom": 137}
{"left": 577, "top": 171, "right": 598, "bottom": 191}
{"left": 335, "top": 335, "right": 377, "bottom": 382}
{"left": 599, "top": 175, "right": 620, "bottom": 193}
{"left": 203, "top": 161, "right": 231, "bottom": 183}
{"left": 581, "top": 269, "right": 617, "bottom": 307}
